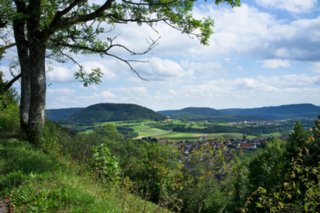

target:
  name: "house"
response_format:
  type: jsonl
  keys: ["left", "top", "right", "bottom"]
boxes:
{"left": 239, "top": 142, "right": 256, "bottom": 150}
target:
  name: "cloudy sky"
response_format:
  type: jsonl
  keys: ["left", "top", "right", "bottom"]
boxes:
{"left": 2, "top": 0, "right": 320, "bottom": 110}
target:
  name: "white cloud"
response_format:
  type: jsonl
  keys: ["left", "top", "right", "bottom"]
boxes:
{"left": 256, "top": 0, "right": 318, "bottom": 13}
{"left": 47, "top": 66, "right": 74, "bottom": 82}
{"left": 186, "top": 4, "right": 320, "bottom": 62}
{"left": 47, "top": 88, "right": 75, "bottom": 95}
{"left": 76, "top": 61, "right": 116, "bottom": 80}
{"left": 181, "top": 60, "right": 224, "bottom": 74}
{"left": 94, "top": 90, "right": 117, "bottom": 99}
{"left": 117, "top": 86, "right": 148, "bottom": 96}
{"left": 66, "top": 3, "right": 320, "bottom": 65}
{"left": 134, "top": 57, "right": 192, "bottom": 81}
{"left": 261, "top": 59, "right": 290, "bottom": 68}
{"left": 173, "top": 73, "right": 320, "bottom": 108}
{"left": 313, "top": 62, "right": 320, "bottom": 73}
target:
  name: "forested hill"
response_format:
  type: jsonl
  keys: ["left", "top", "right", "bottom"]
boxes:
{"left": 159, "top": 104, "right": 320, "bottom": 121}
{"left": 47, "top": 103, "right": 320, "bottom": 124}
{"left": 221, "top": 103, "right": 320, "bottom": 120}
{"left": 48, "top": 103, "right": 166, "bottom": 124}
{"left": 160, "top": 107, "right": 222, "bottom": 120}
{"left": 46, "top": 108, "right": 82, "bottom": 122}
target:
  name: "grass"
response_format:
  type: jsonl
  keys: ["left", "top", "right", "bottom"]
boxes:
{"left": 132, "top": 125, "right": 170, "bottom": 138}
{"left": 0, "top": 134, "right": 170, "bottom": 213}
{"left": 261, "top": 132, "right": 282, "bottom": 138}
{"left": 90, "top": 120, "right": 259, "bottom": 141}
{"left": 75, "top": 120, "right": 280, "bottom": 142}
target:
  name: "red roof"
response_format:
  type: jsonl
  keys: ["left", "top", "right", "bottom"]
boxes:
{"left": 239, "top": 143, "right": 252, "bottom": 149}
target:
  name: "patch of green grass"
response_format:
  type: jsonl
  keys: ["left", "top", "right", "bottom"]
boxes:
{"left": 131, "top": 124, "right": 170, "bottom": 138}
{"left": 261, "top": 132, "right": 282, "bottom": 138}
{"left": 160, "top": 132, "right": 203, "bottom": 140}
{"left": 207, "top": 133, "right": 246, "bottom": 140}
{"left": 0, "top": 140, "right": 58, "bottom": 174}
{"left": 0, "top": 136, "right": 170, "bottom": 213}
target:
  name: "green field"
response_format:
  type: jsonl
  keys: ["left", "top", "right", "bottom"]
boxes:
{"left": 133, "top": 124, "right": 171, "bottom": 137}
{"left": 74, "top": 119, "right": 286, "bottom": 141}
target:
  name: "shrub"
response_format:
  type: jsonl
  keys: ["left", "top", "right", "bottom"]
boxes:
{"left": 90, "top": 144, "right": 120, "bottom": 186}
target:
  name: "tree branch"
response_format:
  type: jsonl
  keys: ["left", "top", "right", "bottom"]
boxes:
{"left": 105, "top": 52, "right": 148, "bottom": 81}
{"left": 3, "top": 73, "right": 21, "bottom": 92}
{"left": 55, "top": 0, "right": 84, "bottom": 18}
{"left": 44, "top": 0, "right": 115, "bottom": 38}
{"left": 1, "top": 43, "right": 16, "bottom": 50}
{"left": 62, "top": 0, "right": 114, "bottom": 25}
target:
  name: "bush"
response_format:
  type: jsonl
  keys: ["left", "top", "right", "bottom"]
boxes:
{"left": 0, "top": 94, "right": 19, "bottom": 133}
{"left": 90, "top": 144, "right": 120, "bottom": 186}
{"left": 115, "top": 140, "right": 184, "bottom": 210}
{"left": 40, "top": 121, "right": 75, "bottom": 156}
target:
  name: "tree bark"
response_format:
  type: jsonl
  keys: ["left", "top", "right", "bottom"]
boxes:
{"left": 12, "top": 0, "right": 47, "bottom": 143}
{"left": 26, "top": 40, "right": 46, "bottom": 144}
{"left": 13, "top": 17, "right": 31, "bottom": 132}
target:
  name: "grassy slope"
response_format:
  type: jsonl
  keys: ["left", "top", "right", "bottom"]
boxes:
{"left": 0, "top": 132, "right": 169, "bottom": 213}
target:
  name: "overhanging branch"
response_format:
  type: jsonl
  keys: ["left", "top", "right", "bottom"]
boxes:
{"left": 1, "top": 73, "right": 22, "bottom": 93}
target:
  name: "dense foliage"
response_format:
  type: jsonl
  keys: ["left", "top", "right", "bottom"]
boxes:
{"left": 245, "top": 119, "right": 320, "bottom": 212}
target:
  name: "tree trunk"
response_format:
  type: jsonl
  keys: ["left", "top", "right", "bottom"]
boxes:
{"left": 19, "top": 62, "right": 31, "bottom": 131}
{"left": 26, "top": 41, "right": 46, "bottom": 144}
{"left": 13, "top": 18, "right": 31, "bottom": 132}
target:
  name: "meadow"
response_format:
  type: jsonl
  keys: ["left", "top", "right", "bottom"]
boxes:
{"left": 87, "top": 119, "right": 291, "bottom": 142}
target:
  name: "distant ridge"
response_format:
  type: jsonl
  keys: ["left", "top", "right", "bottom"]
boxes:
{"left": 60, "top": 103, "right": 165, "bottom": 125}
{"left": 158, "top": 103, "right": 320, "bottom": 121}
{"left": 46, "top": 108, "right": 82, "bottom": 122}
{"left": 160, "top": 107, "right": 222, "bottom": 120}
{"left": 46, "top": 103, "right": 320, "bottom": 124}
{"left": 220, "top": 103, "right": 320, "bottom": 119}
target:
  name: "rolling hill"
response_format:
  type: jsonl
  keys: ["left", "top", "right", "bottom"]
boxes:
{"left": 46, "top": 103, "right": 320, "bottom": 125}
{"left": 160, "top": 107, "right": 222, "bottom": 120}
{"left": 220, "top": 103, "right": 320, "bottom": 120}
{"left": 59, "top": 103, "right": 166, "bottom": 125}
{"left": 159, "top": 104, "right": 320, "bottom": 121}
{"left": 46, "top": 108, "right": 82, "bottom": 122}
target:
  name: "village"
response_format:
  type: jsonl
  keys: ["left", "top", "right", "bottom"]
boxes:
{"left": 139, "top": 135, "right": 281, "bottom": 157}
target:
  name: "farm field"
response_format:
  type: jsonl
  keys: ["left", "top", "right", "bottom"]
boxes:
{"left": 85, "top": 119, "right": 289, "bottom": 141}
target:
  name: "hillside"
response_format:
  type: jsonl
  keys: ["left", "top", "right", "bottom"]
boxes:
{"left": 65, "top": 103, "right": 165, "bottom": 125}
{"left": 46, "top": 103, "right": 320, "bottom": 124}
{"left": 220, "top": 103, "right": 320, "bottom": 120}
{"left": 0, "top": 129, "right": 169, "bottom": 213}
{"left": 160, "top": 107, "right": 222, "bottom": 120}
{"left": 159, "top": 103, "right": 320, "bottom": 121}
{"left": 46, "top": 107, "right": 82, "bottom": 122}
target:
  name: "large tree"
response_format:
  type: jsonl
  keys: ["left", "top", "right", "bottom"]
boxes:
{"left": 3, "top": 0, "right": 240, "bottom": 143}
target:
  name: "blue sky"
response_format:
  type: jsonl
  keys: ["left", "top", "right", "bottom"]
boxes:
{"left": 1, "top": 0, "right": 320, "bottom": 110}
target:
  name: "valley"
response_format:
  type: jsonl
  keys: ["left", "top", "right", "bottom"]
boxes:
{"left": 47, "top": 102, "right": 319, "bottom": 143}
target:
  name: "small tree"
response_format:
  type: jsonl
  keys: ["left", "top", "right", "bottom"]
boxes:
{"left": 90, "top": 143, "right": 120, "bottom": 186}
